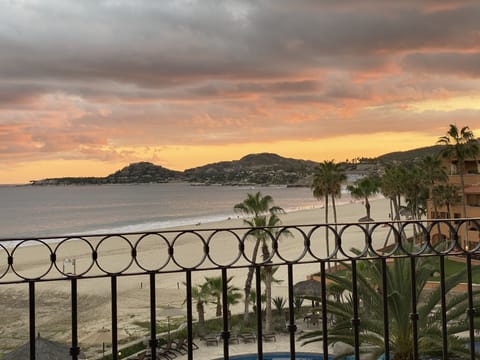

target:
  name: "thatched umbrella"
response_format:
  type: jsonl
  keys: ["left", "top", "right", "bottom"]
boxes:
{"left": 293, "top": 279, "right": 322, "bottom": 298}
{"left": 3, "top": 335, "right": 87, "bottom": 360}
{"left": 358, "top": 215, "right": 374, "bottom": 222}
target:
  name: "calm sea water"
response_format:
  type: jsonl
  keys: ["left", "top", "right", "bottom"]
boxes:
{"left": 0, "top": 183, "right": 320, "bottom": 239}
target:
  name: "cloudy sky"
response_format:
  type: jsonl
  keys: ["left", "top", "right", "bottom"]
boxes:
{"left": 2, "top": 0, "right": 480, "bottom": 183}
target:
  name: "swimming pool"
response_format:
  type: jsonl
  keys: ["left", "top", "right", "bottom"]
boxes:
{"left": 215, "top": 353, "right": 332, "bottom": 360}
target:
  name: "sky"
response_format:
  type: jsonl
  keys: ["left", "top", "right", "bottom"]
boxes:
{"left": 1, "top": 0, "right": 480, "bottom": 184}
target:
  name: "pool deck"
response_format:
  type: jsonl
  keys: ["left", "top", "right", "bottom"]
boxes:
{"left": 175, "top": 333, "right": 329, "bottom": 359}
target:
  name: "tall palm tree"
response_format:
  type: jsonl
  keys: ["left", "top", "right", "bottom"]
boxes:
{"left": 347, "top": 175, "right": 381, "bottom": 222}
{"left": 438, "top": 124, "right": 479, "bottom": 219}
{"left": 186, "top": 283, "right": 209, "bottom": 336}
{"left": 421, "top": 155, "right": 448, "bottom": 219}
{"left": 204, "top": 275, "right": 237, "bottom": 317}
{"left": 311, "top": 161, "right": 346, "bottom": 267}
{"left": 299, "top": 247, "right": 480, "bottom": 359}
{"left": 438, "top": 124, "right": 479, "bottom": 248}
{"left": 432, "top": 183, "right": 461, "bottom": 220}
{"left": 234, "top": 192, "right": 285, "bottom": 328}
{"left": 311, "top": 160, "right": 346, "bottom": 225}
{"left": 381, "top": 163, "right": 406, "bottom": 222}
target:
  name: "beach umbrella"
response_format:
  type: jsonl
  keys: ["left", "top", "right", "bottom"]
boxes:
{"left": 358, "top": 215, "right": 374, "bottom": 222}
{"left": 293, "top": 279, "right": 322, "bottom": 298}
{"left": 159, "top": 305, "right": 184, "bottom": 341}
{"left": 3, "top": 335, "right": 87, "bottom": 360}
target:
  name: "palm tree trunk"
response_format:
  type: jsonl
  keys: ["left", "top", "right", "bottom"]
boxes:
{"left": 459, "top": 164, "right": 469, "bottom": 247}
{"left": 197, "top": 302, "right": 205, "bottom": 336}
{"left": 243, "top": 237, "right": 261, "bottom": 322}
{"left": 262, "top": 241, "right": 272, "bottom": 333}
{"left": 324, "top": 194, "right": 330, "bottom": 271}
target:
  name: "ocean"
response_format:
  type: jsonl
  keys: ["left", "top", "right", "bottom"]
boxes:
{"left": 0, "top": 183, "right": 323, "bottom": 239}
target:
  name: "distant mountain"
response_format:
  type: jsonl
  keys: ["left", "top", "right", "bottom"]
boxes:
{"left": 184, "top": 153, "right": 318, "bottom": 185}
{"left": 376, "top": 145, "right": 444, "bottom": 163}
{"left": 31, "top": 162, "right": 183, "bottom": 185}
{"left": 104, "top": 162, "right": 183, "bottom": 183}
{"left": 30, "top": 144, "right": 451, "bottom": 186}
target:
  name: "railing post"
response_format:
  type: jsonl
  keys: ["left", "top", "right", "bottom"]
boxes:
{"left": 439, "top": 254, "right": 448, "bottom": 359}
{"left": 149, "top": 272, "right": 157, "bottom": 360}
{"left": 320, "top": 261, "right": 328, "bottom": 360}
{"left": 287, "top": 263, "right": 296, "bottom": 359}
{"left": 410, "top": 257, "right": 419, "bottom": 360}
{"left": 29, "top": 281, "right": 35, "bottom": 360}
{"left": 466, "top": 254, "right": 476, "bottom": 360}
{"left": 70, "top": 278, "right": 80, "bottom": 360}
{"left": 381, "top": 258, "right": 390, "bottom": 360}
{"left": 111, "top": 275, "right": 118, "bottom": 360}
{"left": 351, "top": 259, "right": 360, "bottom": 360}
{"left": 221, "top": 268, "right": 230, "bottom": 359}
{"left": 185, "top": 270, "right": 194, "bottom": 360}
{"left": 255, "top": 265, "right": 263, "bottom": 360}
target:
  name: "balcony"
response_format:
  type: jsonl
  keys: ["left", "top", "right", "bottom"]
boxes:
{"left": 1, "top": 219, "right": 480, "bottom": 360}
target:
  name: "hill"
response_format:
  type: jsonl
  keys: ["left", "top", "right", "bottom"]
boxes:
{"left": 184, "top": 153, "right": 318, "bottom": 185}
{"left": 376, "top": 145, "right": 444, "bottom": 163}
{"left": 30, "top": 144, "right": 451, "bottom": 186}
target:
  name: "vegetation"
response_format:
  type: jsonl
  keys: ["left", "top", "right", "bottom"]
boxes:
{"left": 299, "top": 246, "right": 480, "bottom": 359}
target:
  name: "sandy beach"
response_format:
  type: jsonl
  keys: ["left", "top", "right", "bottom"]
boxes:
{"left": 0, "top": 197, "right": 394, "bottom": 358}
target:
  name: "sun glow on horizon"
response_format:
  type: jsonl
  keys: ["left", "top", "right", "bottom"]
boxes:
{"left": 0, "top": 132, "right": 439, "bottom": 184}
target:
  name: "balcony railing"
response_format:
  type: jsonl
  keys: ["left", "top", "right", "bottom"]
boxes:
{"left": 1, "top": 219, "right": 480, "bottom": 360}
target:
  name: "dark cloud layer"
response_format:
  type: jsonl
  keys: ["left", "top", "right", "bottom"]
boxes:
{"left": 1, "top": 0, "right": 480, "bottom": 163}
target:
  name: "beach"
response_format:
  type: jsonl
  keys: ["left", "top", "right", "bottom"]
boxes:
{"left": 0, "top": 197, "right": 393, "bottom": 358}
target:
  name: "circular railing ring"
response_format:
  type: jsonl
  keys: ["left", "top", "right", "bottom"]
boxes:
{"left": 240, "top": 228, "right": 276, "bottom": 265}
{"left": 170, "top": 231, "right": 208, "bottom": 270}
{"left": 426, "top": 220, "right": 458, "bottom": 255}
{"left": 95, "top": 235, "right": 134, "bottom": 275}
{"left": 206, "top": 230, "right": 243, "bottom": 268}
{"left": 0, "top": 243, "right": 11, "bottom": 280}
{"left": 134, "top": 233, "right": 172, "bottom": 272}
{"left": 337, "top": 223, "right": 370, "bottom": 259}
{"left": 368, "top": 222, "right": 401, "bottom": 257}
{"left": 53, "top": 237, "right": 95, "bottom": 277}
{"left": 10, "top": 239, "right": 54, "bottom": 280}
{"left": 274, "top": 226, "right": 309, "bottom": 263}
{"left": 397, "top": 221, "right": 430, "bottom": 256}
{"left": 306, "top": 224, "right": 340, "bottom": 261}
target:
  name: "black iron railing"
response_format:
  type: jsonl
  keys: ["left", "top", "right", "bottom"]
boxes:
{"left": 1, "top": 219, "right": 480, "bottom": 360}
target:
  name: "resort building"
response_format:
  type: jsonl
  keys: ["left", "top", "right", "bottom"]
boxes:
{"left": 427, "top": 156, "right": 480, "bottom": 249}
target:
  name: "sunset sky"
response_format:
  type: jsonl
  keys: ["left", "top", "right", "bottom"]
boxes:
{"left": 1, "top": 1, "right": 480, "bottom": 184}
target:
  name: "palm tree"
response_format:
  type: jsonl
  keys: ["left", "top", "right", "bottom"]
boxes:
{"left": 234, "top": 192, "right": 285, "bottom": 327}
{"left": 347, "top": 175, "right": 381, "bottom": 222}
{"left": 432, "top": 183, "right": 461, "bottom": 221}
{"left": 311, "top": 160, "right": 346, "bottom": 225}
{"left": 438, "top": 124, "right": 479, "bottom": 248}
{"left": 311, "top": 161, "right": 346, "bottom": 268}
{"left": 381, "top": 163, "right": 406, "bottom": 222}
{"left": 421, "top": 155, "right": 448, "bottom": 218}
{"left": 204, "top": 275, "right": 237, "bottom": 317}
{"left": 438, "top": 124, "right": 479, "bottom": 219}
{"left": 187, "top": 283, "right": 209, "bottom": 336}
{"left": 299, "top": 247, "right": 480, "bottom": 359}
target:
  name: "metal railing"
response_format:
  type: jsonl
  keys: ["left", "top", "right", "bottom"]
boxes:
{"left": 1, "top": 219, "right": 480, "bottom": 360}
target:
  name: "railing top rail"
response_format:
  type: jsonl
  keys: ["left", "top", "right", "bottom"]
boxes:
{"left": 0, "top": 218, "right": 479, "bottom": 284}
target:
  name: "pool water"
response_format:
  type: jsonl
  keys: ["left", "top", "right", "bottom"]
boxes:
{"left": 218, "top": 353, "right": 332, "bottom": 360}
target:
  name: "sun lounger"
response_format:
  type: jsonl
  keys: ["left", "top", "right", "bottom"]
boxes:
{"left": 228, "top": 334, "right": 240, "bottom": 344}
{"left": 262, "top": 333, "right": 276, "bottom": 342}
{"left": 203, "top": 335, "right": 219, "bottom": 346}
{"left": 239, "top": 333, "right": 256, "bottom": 343}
